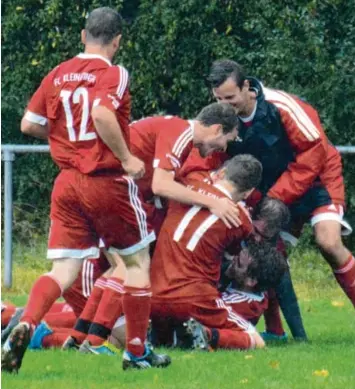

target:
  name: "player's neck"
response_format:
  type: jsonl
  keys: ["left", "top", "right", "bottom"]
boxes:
{"left": 215, "top": 180, "right": 243, "bottom": 203}
{"left": 239, "top": 96, "right": 257, "bottom": 118}
{"left": 84, "top": 45, "right": 113, "bottom": 62}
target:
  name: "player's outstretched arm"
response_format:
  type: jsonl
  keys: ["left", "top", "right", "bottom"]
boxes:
{"left": 152, "top": 167, "right": 240, "bottom": 228}
{"left": 21, "top": 115, "right": 49, "bottom": 140}
{"left": 92, "top": 105, "right": 145, "bottom": 179}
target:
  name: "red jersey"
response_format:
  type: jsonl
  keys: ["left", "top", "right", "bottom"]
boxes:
{"left": 221, "top": 287, "right": 268, "bottom": 325}
{"left": 178, "top": 147, "right": 227, "bottom": 179}
{"left": 25, "top": 53, "right": 131, "bottom": 174}
{"left": 151, "top": 180, "right": 253, "bottom": 302}
{"left": 129, "top": 116, "right": 194, "bottom": 200}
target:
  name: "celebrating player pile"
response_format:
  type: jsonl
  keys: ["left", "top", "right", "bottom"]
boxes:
{"left": 3, "top": 3, "right": 355, "bottom": 377}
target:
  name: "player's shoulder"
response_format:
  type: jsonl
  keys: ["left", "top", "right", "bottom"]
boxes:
{"left": 263, "top": 86, "right": 311, "bottom": 110}
{"left": 237, "top": 202, "right": 253, "bottom": 232}
{"left": 223, "top": 287, "right": 266, "bottom": 303}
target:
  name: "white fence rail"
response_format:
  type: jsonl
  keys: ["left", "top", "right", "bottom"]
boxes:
{"left": 2, "top": 144, "right": 355, "bottom": 288}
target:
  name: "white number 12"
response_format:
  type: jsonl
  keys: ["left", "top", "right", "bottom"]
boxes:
{"left": 60, "top": 87, "right": 97, "bottom": 142}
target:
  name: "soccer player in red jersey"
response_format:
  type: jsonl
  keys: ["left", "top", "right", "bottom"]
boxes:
{"left": 150, "top": 154, "right": 270, "bottom": 350}
{"left": 2, "top": 7, "right": 169, "bottom": 372}
{"left": 66, "top": 103, "right": 241, "bottom": 350}
{"left": 207, "top": 60, "right": 355, "bottom": 312}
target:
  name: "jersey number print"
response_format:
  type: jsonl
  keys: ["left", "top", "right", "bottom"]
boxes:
{"left": 60, "top": 87, "right": 97, "bottom": 142}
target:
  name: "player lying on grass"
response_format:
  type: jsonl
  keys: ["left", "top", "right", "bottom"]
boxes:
{"left": 1, "top": 196, "right": 288, "bottom": 352}
{"left": 148, "top": 154, "right": 270, "bottom": 350}
{"left": 61, "top": 103, "right": 241, "bottom": 354}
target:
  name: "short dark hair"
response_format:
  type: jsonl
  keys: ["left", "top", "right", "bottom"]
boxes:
{"left": 246, "top": 241, "right": 288, "bottom": 292}
{"left": 208, "top": 59, "right": 246, "bottom": 89}
{"left": 255, "top": 197, "right": 290, "bottom": 238}
{"left": 196, "top": 102, "right": 239, "bottom": 134}
{"left": 85, "top": 7, "right": 123, "bottom": 45}
{"left": 223, "top": 154, "right": 262, "bottom": 193}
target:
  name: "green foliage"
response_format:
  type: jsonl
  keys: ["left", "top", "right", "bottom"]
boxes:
{"left": 2, "top": 0, "right": 355, "bottom": 243}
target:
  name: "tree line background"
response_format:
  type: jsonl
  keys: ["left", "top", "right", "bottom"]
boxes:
{"left": 2, "top": 0, "right": 355, "bottom": 247}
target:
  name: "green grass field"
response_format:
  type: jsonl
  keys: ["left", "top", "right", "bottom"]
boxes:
{"left": 2, "top": 240, "right": 355, "bottom": 389}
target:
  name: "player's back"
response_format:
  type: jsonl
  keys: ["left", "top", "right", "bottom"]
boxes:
{"left": 129, "top": 115, "right": 192, "bottom": 200}
{"left": 29, "top": 54, "right": 130, "bottom": 174}
{"left": 151, "top": 180, "right": 253, "bottom": 301}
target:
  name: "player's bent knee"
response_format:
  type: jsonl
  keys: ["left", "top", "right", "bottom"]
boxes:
{"left": 50, "top": 258, "right": 83, "bottom": 290}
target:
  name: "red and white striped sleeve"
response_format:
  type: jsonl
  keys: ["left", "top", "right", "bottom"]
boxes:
{"left": 264, "top": 88, "right": 328, "bottom": 205}
{"left": 94, "top": 65, "right": 129, "bottom": 113}
{"left": 153, "top": 119, "right": 194, "bottom": 173}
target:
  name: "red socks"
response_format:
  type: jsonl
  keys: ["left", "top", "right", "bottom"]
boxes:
{"left": 43, "top": 310, "right": 76, "bottom": 329}
{"left": 123, "top": 286, "right": 152, "bottom": 356}
{"left": 70, "top": 276, "right": 107, "bottom": 343}
{"left": 334, "top": 255, "right": 355, "bottom": 307}
{"left": 207, "top": 327, "right": 253, "bottom": 349}
{"left": 21, "top": 274, "right": 62, "bottom": 327}
{"left": 263, "top": 289, "right": 285, "bottom": 336}
{"left": 86, "top": 277, "right": 124, "bottom": 346}
{"left": 42, "top": 328, "right": 72, "bottom": 349}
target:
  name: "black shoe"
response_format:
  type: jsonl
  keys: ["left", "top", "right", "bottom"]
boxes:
{"left": 1, "top": 308, "right": 24, "bottom": 344}
{"left": 62, "top": 335, "right": 80, "bottom": 351}
{"left": 122, "top": 347, "right": 171, "bottom": 370}
{"left": 184, "top": 318, "right": 210, "bottom": 351}
{"left": 2, "top": 323, "right": 31, "bottom": 373}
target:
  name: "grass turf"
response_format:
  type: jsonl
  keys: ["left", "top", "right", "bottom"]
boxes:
{"left": 2, "top": 241, "right": 355, "bottom": 388}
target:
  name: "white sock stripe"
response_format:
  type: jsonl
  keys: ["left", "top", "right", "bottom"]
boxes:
{"left": 94, "top": 278, "right": 107, "bottom": 288}
{"left": 130, "top": 292, "right": 152, "bottom": 297}
{"left": 106, "top": 280, "right": 125, "bottom": 290}
{"left": 106, "top": 280, "right": 125, "bottom": 291}
{"left": 334, "top": 257, "right": 355, "bottom": 274}
{"left": 105, "top": 284, "right": 124, "bottom": 294}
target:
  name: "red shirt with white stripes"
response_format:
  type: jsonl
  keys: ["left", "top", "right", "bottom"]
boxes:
{"left": 151, "top": 180, "right": 253, "bottom": 302}
{"left": 25, "top": 53, "right": 131, "bottom": 174}
{"left": 129, "top": 116, "right": 194, "bottom": 200}
{"left": 263, "top": 88, "right": 343, "bottom": 205}
{"left": 221, "top": 287, "right": 268, "bottom": 325}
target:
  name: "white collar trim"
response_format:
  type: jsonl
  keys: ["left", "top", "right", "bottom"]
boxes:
{"left": 77, "top": 53, "right": 112, "bottom": 66}
{"left": 213, "top": 183, "right": 233, "bottom": 199}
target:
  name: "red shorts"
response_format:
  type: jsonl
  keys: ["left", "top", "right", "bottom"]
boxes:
{"left": 62, "top": 257, "right": 109, "bottom": 316}
{"left": 151, "top": 295, "right": 256, "bottom": 346}
{"left": 48, "top": 169, "right": 155, "bottom": 259}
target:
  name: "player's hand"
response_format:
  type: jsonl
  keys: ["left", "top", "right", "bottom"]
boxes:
{"left": 122, "top": 154, "right": 145, "bottom": 180}
{"left": 209, "top": 197, "right": 241, "bottom": 229}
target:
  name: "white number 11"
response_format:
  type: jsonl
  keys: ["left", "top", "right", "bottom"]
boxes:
{"left": 60, "top": 87, "right": 97, "bottom": 142}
